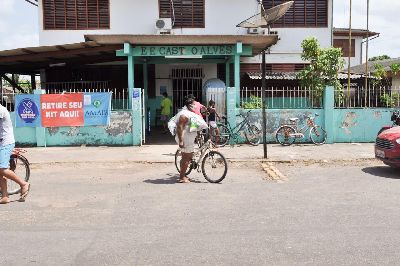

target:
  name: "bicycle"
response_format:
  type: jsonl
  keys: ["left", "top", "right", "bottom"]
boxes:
{"left": 210, "top": 110, "right": 261, "bottom": 147}
{"left": 0, "top": 148, "right": 30, "bottom": 196}
{"left": 175, "top": 139, "right": 228, "bottom": 183}
{"left": 275, "top": 113, "right": 327, "bottom": 146}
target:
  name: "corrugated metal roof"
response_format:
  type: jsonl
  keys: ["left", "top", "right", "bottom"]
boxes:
{"left": 0, "top": 34, "right": 279, "bottom": 73}
{"left": 247, "top": 72, "right": 365, "bottom": 80}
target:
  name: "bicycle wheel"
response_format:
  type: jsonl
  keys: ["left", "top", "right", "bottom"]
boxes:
{"left": 310, "top": 126, "right": 327, "bottom": 145}
{"left": 201, "top": 151, "right": 228, "bottom": 183}
{"left": 245, "top": 125, "right": 261, "bottom": 146}
{"left": 4, "top": 154, "right": 30, "bottom": 196}
{"left": 275, "top": 126, "right": 296, "bottom": 146}
{"left": 174, "top": 149, "right": 193, "bottom": 176}
{"left": 211, "top": 124, "right": 230, "bottom": 147}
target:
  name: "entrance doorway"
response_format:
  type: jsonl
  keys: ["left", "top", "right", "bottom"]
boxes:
{"left": 172, "top": 68, "right": 203, "bottom": 112}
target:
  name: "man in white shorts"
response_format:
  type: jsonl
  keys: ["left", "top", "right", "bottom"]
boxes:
{"left": 175, "top": 97, "right": 205, "bottom": 183}
{"left": 0, "top": 103, "right": 30, "bottom": 204}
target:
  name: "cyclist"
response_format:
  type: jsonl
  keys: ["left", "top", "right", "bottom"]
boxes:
{"left": 0, "top": 103, "right": 30, "bottom": 204}
{"left": 174, "top": 96, "right": 207, "bottom": 183}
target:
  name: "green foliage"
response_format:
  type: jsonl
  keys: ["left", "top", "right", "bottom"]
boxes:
{"left": 368, "top": 55, "right": 391, "bottom": 61}
{"left": 390, "top": 63, "right": 400, "bottom": 76}
{"left": 298, "top": 37, "right": 345, "bottom": 105}
{"left": 380, "top": 92, "right": 400, "bottom": 108}
{"left": 242, "top": 95, "right": 263, "bottom": 109}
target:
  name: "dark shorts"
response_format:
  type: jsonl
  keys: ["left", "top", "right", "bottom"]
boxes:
{"left": 160, "top": 115, "right": 170, "bottom": 121}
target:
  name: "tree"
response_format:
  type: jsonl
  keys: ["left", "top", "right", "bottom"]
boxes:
{"left": 298, "top": 37, "right": 345, "bottom": 105}
{"left": 368, "top": 55, "right": 391, "bottom": 62}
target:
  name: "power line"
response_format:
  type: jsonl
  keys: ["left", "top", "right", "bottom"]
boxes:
{"left": 24, "top": 0, "right": 38, "bottom": 7}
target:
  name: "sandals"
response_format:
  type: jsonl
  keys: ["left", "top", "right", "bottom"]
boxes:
{"left": 19, "top": 183, "right": 31, "bottom": 201}
{"left": 178, "top": 179, "right": 190, "bottom": 183}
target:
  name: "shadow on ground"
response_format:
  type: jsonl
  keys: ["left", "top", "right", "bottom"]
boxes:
{"left": 362, "top": 166, "right": 400, "bottom": 179}
{"left": 143, "top": 173, "right": 206, "bottom": 184}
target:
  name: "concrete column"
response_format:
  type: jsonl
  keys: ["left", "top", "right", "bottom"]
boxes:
{"left": 234, "top": 42, "right": 242, "bottom": 107}
{"left": 129, "top": 88, "right": 142, "bottom": 146}
{"left": 34, "top": 89, "right": 46, "bottom": 147}
{"left": 323, "top": 86, "right": 335, "bottom": 144}
{"left": 225, "top": 61, "right": 230, "bottom": 87}
{"left": 226, "top": 87, "right": 236, "bottom": 145}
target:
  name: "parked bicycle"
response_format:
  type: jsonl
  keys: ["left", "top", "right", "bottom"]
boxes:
{"left": 275, "top": 113, "right": 327, "bottom": 146}
{"left": 175, "top": 139, "right": 228, "bottom": 183}
{"left": 210, "top": 110, "right": 261, "bottom": 147}
{"left": 0, "top": 148, "right": 30, "bottom": 196}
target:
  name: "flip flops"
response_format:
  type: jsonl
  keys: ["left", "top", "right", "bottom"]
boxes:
{"left": 19, "top": 183, "right": 31, "bottom": 201}
{"left": 178, "top": 179, "right": 190, "bottom": 183}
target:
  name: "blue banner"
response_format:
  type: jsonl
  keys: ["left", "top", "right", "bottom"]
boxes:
{"left": 83, "top": 92, "right": 111, "bottom": 126}
{"left": 15, "top": 94, "right": 41, "bottom": 127}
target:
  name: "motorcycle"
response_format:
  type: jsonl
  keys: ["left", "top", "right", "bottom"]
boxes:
{"left": 377, "top": 110, "right": 400, "bottom": 135}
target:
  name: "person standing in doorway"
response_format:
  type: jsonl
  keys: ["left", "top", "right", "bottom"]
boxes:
{"left": 0, "top": 104, "right": 30, "bottom": 204}
{"left": 207, "top": 99, "right": 221, "bottom": 143}
{"left": 160, "top": 92, "right": 172, "bottom": 133}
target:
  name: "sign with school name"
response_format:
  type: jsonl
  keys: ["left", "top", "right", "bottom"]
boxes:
{"left": 131, "top": 45, "right": 252, "bottom": 57}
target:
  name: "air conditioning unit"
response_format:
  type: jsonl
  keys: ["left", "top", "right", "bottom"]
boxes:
{"left": 247, "top": 27, "right": 264, "bottom": 35}
{"left": 156, "top": 18, "right": 172, "bottom": 34}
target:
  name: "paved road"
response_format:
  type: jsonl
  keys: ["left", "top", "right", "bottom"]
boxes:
{"left": 1, "top": 160, "right": 400, "bottom": 265}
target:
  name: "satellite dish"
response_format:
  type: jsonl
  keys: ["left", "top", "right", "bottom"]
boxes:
{"left": 237, "top": 1, "right": 294, "bottom": 28}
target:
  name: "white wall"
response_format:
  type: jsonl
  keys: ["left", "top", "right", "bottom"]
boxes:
{"left": 38, "top": 0, "right": 257, "bottom": 45}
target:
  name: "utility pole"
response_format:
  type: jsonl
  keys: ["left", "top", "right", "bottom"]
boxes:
{"left": 347, "top": 0, "right": 353, "bottom": 105}
{"left": 262, "top": 50, "right": 267, "bottom": 159}
{"left": 365, "top": 0, "right": 370, "bottom": 90}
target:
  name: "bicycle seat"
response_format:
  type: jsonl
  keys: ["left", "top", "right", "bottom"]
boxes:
{"left": 289, "top": 118, "right": 299, "bottom": 123}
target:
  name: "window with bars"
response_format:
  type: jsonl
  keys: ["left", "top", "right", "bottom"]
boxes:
{"left": 333, "top": 39, "right": 355, "bottom": 57}
{"left": 262, "top": 0, "right": 328, "bottom": 27}
{"left": 159, "top": 0, "right": 205, "bottom": 28}
{"left": 43, "top": 0, "right": 110, "bottom": 30}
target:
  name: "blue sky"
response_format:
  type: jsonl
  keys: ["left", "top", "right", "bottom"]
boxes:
{"left": 0, "top": 0, "right": 399, "bottom": 60}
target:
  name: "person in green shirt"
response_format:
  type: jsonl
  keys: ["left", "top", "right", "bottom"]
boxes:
{"left": 160, "top": 92, "right": 172, "bottom": 133}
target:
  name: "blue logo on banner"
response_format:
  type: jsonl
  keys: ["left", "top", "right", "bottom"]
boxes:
{"left": 84, "top": 93, "right": 111, "bottom": 126}
{"left": 133, "top": 91, "right": 140, "bottom": 98}
{"left": 17, "top": 98, "right": 40, "bottom": 123}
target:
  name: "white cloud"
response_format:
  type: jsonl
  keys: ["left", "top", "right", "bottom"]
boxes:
{"left": 334, "top": 0, "right": 400, "bottom": 59}
{"left": 0, "top": 0, "right": 14, "bottom": 14}
{"left": 0, "top": 32, "right": 39, "bottom": 50}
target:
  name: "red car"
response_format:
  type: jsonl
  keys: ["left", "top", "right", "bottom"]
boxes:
{"left": 375, "top": 126, "right": 400, "bottom": 168}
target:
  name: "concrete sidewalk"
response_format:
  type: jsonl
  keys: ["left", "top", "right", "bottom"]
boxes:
{"left": 24, "top": 143, "right": 376, "bottom": 165}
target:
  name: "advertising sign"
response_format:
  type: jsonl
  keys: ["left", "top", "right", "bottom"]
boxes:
{"left": 83, "top": 92, "right": 111, "bottom": 126}
{"left": 15, "top": 94, "right": 41, "bottom": 127}
{"left": 41, "top": 93, "right": 84, "bottom": 127}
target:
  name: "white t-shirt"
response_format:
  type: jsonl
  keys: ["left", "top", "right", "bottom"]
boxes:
{"left": 0, "top": 105, "right": 15, "bottom": 145}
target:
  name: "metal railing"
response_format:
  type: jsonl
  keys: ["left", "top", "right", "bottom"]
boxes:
{"left": 335, "top": 86, "right": 400, "bottom": 108}
{"left": 45, "top": 88, "right": 130, "bottom": 110}
{"left": 241, "top": 86, "right": 320, "bottom": 109}
{"left": 41, "top": 81, "right": 109, "bottom": 91}
{"left": 2, "top": 87, "right": 130, "bottom": 112}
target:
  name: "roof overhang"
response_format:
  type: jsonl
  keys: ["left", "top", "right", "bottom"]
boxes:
{"left": 85, "top": 34, "right": 278, "bottom": 56}
{"left": 0, "top": 34, "right": 278, "bottom": 74}
{"left": 333, "top": 28, "right": 379, "bottom": 38}
{"left": 247, "top": 72, "right": 365, "bottom": 80}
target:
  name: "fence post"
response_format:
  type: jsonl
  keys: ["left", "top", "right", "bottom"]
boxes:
{"left": 323, "top": 86, "right": 335, "bottom": 144}
{"left": 34, "top": 89, "right": 46, "bottom": 147}
{"left": 129, "top": 88, "right": 142, "bottom": 146}
{"left": 226, "top": 87, "right": 237, "bottom": 139}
